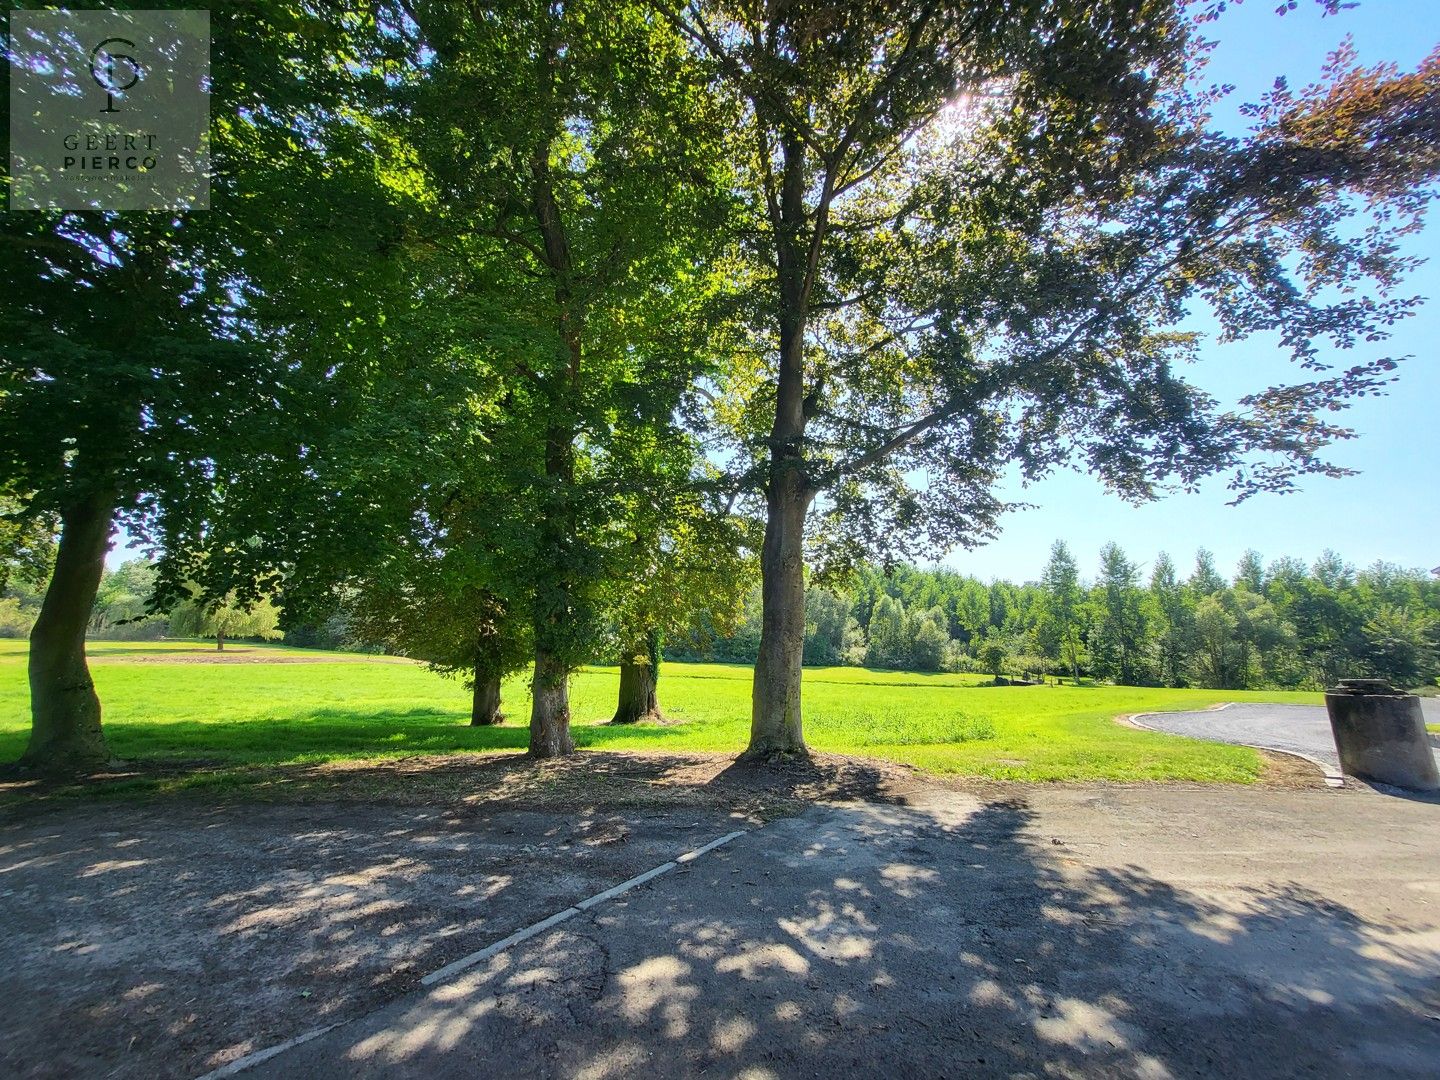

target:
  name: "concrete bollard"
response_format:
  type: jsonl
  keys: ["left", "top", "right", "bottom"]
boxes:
{"left": 1324, "top": 679, "right": 1440, "bottom": 791}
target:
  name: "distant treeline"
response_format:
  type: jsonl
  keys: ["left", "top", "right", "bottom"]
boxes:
{"left": 0, "top": 559, "right": 281, "bottom": 648}
{"left": 4, "top": 541, "right": 1436, "bottom": 691}
{"left": 669, "top": 543, "right": 1440, "bottom": 692}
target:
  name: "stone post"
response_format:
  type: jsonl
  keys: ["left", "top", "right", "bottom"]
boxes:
{"left": 1324, "top": 679, "right": 1439, "bottom": 791}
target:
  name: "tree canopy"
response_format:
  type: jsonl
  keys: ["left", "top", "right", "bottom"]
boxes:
{"left": 3, "top": 0, "right": 1438, "bottom": 772}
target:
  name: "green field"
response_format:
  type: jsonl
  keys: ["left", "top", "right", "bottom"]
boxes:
{"left": 0, "top": 639, "right": 1323, "bottom": 783}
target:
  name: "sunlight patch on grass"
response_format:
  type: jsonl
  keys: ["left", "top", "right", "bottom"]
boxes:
{"left": 0, "top": 639, "right": 1325, "bottom": 783}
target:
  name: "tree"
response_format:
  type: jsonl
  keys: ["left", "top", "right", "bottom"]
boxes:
{"left": 1358, "top": 605, "right": 1437, "bottom": 688}
{"left": 1189, "top": 586, "right": 1297, "bottom": 689}
{"left": 1229, "top": 587, "right": 1298, "bottom": 689}
{"left": 341, "top": 547, "right": 532, "bottom": 727}
{"left": 1147, "top": 552, "right": 1194, "bottom": 688}
{"left": 1191, "top": 595, "right": 1242, "bottom": 689}
{"left": 168, "top": 591, "right": 282, "bottom": 651}
{"left": 1091, "top": 543, "right": 1148, "bottom": 685}
{"left": 681, "top": 0, "right": 1440, "bottom": 758}
{"left": 91, "top": 560, "right": 166, "bottom": 640}
{"left": 1, "top": 4, "right": 403, "bottom": 771}
{"left": 373, "top": 0, "right": 731, "bottom": 756}
{"left": 803, "top": 587, "right": 852, "bottom": 666}
{"left": 605, "top": 469, "right": 755, "bottom": 724}
{"left": 865, "top": 595, "right": 909, "bottom": 669}
{"left": 980, "top": 641, "right": 1008, "bottom": 681}
{"left": 1190, "top": 549, "right": 1226, "bottom": 598}
{"left": 1235, "top": 550, "right": 1266, "bottom": 593}
{"left": 909, "top": 606, "right": 952, "bottom": 673}
{"left": 954, "top": 579, "right": 992, "bottom": 646}
{"left": 1039, "top": 541, "right": 1084, "bottom": 682}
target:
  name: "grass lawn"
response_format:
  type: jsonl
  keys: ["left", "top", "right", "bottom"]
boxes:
{"left": 0, "top": 639, "right": 1323, "bottom": 785}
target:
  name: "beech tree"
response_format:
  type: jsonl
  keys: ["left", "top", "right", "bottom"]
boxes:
{"left": 1, "top": 4, "right": 396, "bottom": 771}
{"left": 383, "top": 0, "right": 733, "bottom": 755}
{"left": 673, "top": 0, "right": 1440, "bottom": 757}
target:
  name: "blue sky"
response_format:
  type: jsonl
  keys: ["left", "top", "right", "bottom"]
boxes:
{"left": 943, "top": 0, "right": 1440, "bottom": 584}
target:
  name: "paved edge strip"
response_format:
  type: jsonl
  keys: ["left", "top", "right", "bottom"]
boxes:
{"left": 1128, "top": 709, "right": 1345, "bottom": 788}
{"left": 420, "top": 827, "right": 745, "bottom": 985}
{"left": 676, "top": 828, "right": 748, "bottom": 864}
{"left": 196, "top": 825, "right": 752, "bottom": 1078}
{"left": 420, "top": 905, "right": 583, "bottom": 987}
{"left": 194, "top": 1023, "right": 344, "bottom": 1080}
{"left": 411, "top": 829, "right": 743, "bottom": 979}
{"left": 416, "top": 826, "right": 747, "bottom": 983}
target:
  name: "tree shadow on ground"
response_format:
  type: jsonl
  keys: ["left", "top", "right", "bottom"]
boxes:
{"left": 0, "top": 792, "right": 746, "bottom": 1079}
{"left": 707, "top": 753, "right": 923, "bottom": 806}
{"left": 0, "top": 707, "right": 718, "bottom": 773}
{"left": 314, "top": 795, "right": 1440, "bottom": 1078}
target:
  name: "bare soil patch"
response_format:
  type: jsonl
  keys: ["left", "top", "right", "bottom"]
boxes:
{"left": 0, "top": 750, "right": 940, "bottom": 1080}
{"left": 1257, "top": 747, "right": 1332, "bottom": 788}
{"left": 0, "top": 748, "right": 1343, "bottom": 1079}
{"left": 0, "top": 749, "right": 934, "bottom": 815}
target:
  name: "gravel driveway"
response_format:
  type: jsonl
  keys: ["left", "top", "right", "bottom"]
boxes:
{"left": 1138, "top": 699, "right": 1440, "bottom": 772}
{"left": 250, "top": 785, "right": 1440, "bottom": 1079}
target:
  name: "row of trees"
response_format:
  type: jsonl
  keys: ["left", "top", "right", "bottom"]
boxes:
{"left": 1, "top": 559, "right": 281, "bottom": 648}
{"left": 5, "top": 1, "right": 1439, "bottom": 771}
{"left": 674, "top": 546, "right": 1440, "bottom": 690}
{"left": 13, "top": 535, "right": 1432, "bottom": 693}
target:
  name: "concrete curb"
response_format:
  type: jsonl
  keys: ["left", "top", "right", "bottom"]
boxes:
{"left": 194, "top": 1024, "right": 344, "bottom": 1080}
{"left": 1126, "top": 709, "right": 1345, "bottom": 788}
{"left": 193, "top": 826, "right": 751, "bottom": 1079}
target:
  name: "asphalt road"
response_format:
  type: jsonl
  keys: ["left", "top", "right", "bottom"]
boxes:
{"left": 1139, "top": 699, "right": 1440, "bottom": 771}
{"left": 247, "top": 785, "right": 1440, "bottom": 1079}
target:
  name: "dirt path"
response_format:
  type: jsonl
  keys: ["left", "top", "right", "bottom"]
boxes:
{"left": 0, "top": 752, "right": 912, "bottom": 1079}
{"left": 256, "top": 783, "right": 1440, "bottom": 1079}
{"left": 3, "top": 754, "right": 1435, "bottom": 1079}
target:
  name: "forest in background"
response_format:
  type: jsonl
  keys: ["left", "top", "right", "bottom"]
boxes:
{"left": 677, "top": 543, "right": 1440, "bottom": 692}
{"left": 5, "top": 539, "right": 1435, "bottom": 693}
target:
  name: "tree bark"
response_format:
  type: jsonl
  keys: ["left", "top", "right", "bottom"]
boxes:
{"left": 215, "top": 630, "right": 225, "bottom": 652}
{"left": 611, "top": 630, "right": 662, "bottom": 724}
{"left": 745, "top": 126, "right": 816, "bottom": 761}
{"left": 21, "top": 490, "right": 115, "bottom": 773}
{"left": 529, "top": 646, "right": 574, "bottom": 757}
{"left": 523, "top": 117, "right": 582, "bottom": 760}
{"left": 526, "top": 408, "right": 578, "bottom": 755}
{"left": 747, "top": 470, "right": 813, "bottom": 759}
{"left": 470, "top": 668, "right": 503, "bottom": 726}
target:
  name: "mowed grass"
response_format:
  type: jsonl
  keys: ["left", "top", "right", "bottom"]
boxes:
{"left": 0, "top": 639, "right": 1323, "bottom": 783}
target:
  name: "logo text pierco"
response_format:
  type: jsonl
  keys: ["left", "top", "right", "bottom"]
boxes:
{"left": 62, "top": 131, "right": 159, "bottom": 172}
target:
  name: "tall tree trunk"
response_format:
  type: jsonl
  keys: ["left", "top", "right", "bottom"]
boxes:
{"left": 611, "top": 629, "right": 661, "bottom": 724}
{"left": 523, "top": 125, "right": 582, "bottom": 760}
{"left": 529, "top": 646, "right": 574, "bottom": 756}
{"left": 471, "top": 669, "right": 503, "bottom": 726}
{"left": 22, "top": 490, "right": 115, "bottom": 773}
{"left": 215, "top": 630, "right": 225, "bottom": 652}
{"left": 527, "top": 413, "right": 578, "bottom": 756}
{"left": 745, "top": 128, "right": 814, "bottom": 761}
{"left": 747, "top": 469, "right": 813, "bottom": 759}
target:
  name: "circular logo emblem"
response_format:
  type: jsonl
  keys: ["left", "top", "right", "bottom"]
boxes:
{"left": 90, "top": 37, "right": 142, "bottom": 113}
